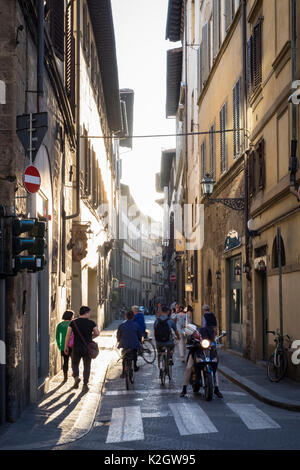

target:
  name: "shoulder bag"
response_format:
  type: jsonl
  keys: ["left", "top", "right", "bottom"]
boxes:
{"left": 73, "top": 320, "right": 99, "bottom": 359}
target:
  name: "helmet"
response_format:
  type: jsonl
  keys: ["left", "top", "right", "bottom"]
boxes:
{"left": 184, "top": 323, "right": 198, "bottom": 336}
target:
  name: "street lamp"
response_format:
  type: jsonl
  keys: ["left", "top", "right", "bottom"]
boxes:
{"left": 201, "top": 173, "right": 245, "bottom": 211}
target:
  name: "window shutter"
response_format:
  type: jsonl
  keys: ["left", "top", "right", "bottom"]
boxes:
{"left": 209, "top": 124, "right": 216, "bottom": 179}
{"left": 49, "top": 0, "right": 64, "bottom": 61}
{"left": 201, "top": 140, "right": 206, "bottom": 178}
{"left": 233, "top": 78, "right": 241, "bottom": 158}
{"left": 213, "top": 0, "right": 220, "bottom": 59}
{"left": 220, "top": 103, "right": 227, "bottom": 173}
{"left": 202, "top": 22, "right": 209, "bottom": 84}
{"left": 247, "top": 36, "right": 253, "bottom": 96}
{"left": 225, "top": 0, "right": 232, "bottom": 31}
{"left": 65, "top": 1, "right": 75, "bottom": 118}
{"left": 199, "top": 43, "right": 203, "bottom": 92}
{"left": 248, "top": 150, "right": 256, "bottom": 196}
{"left": 253, "top": 19, "right": 262, "bottom": 88}
{"left": 258, "top": 139, "right": 265, "bottom": 190}
{"left": 197, "top": 46, "right": 202, "bottom": 94}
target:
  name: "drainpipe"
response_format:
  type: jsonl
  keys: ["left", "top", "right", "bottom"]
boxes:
{"left": 64, "top": 0, "right": 80, "bottom": 220}
{"left": 37, "top": 0, "right": 44, "bottom": 112}
{"left": 242, "top": 0, "right": 251, "bottom": 281}
{"left": 289, "top": 0, "right": 298, "bottom": 197}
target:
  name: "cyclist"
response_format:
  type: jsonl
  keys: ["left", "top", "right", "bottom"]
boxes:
{"left": 132, "top": 305, "right": 147, "bottom": 338}
{"left": 117, "top": 310, "right": 142, "bottom": 378}
{"left": 154, "top": 305, "right": 180, "bottom": 369}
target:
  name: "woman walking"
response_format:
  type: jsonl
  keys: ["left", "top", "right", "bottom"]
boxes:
{"left": 56, "top": 310, "right": 74, "bottom": 382}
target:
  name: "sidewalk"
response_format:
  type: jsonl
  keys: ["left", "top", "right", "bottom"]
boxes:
{"left": 218, "top": 349, "right": 300, "bottom": 412}
{"left": 0, "top": 320, "right": 122, "bottom": 450}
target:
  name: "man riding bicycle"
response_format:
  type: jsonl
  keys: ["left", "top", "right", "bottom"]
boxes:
{"left": 154, "top": 305, "right": 180, "bottom": 369}
{"left": 117, "top": 310, "right": 142, "bottom": 378}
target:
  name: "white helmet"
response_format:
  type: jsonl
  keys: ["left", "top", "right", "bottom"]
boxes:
{"left": 184, "top": 323, "right": 198, "bottom": 336}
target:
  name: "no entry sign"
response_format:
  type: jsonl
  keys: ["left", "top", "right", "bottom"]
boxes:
{"left": 119, "top": 282, "right": 125, "bottom": 288}
{"left": 23, "top": 165, "right": 41, "bottom": 194}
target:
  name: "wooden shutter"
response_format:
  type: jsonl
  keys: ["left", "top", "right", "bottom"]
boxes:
{"left": 258, "top": 139, "right": 265, "bottom": 190}
{"left": 209, "top": 124, "right": 216, "bottom": 178}
{"left": 199, "top": 44, "right": 203, "bottom": 92}
{"left": 248, "top": 150, "right": 256, "bottom": 197}
{"left": 225, "top": 0, "right": 232, "bottom": 31}
{"left": 220, "top": 103, "right": 227, "bottom": 173}
{"left": 202, "top": 22, "right": 209, "bottom": 84}
{"left": 246, "top": 36, "right": 253, "bottom": 96}
{"left": 253, "top": 19, "right": 262, "bottom": 88}
{"left": 233, "top": 78, "right": 241, "bottom": 158}
{"left": 201, "top": 140, "right": 206, "bottom": 178}
{"left": 213, "top": 0, "right": 220, "bottom": 59}
{"left": 65, "top": 1, "right": 75, "bottom": 118}
{"left": 49, "top": 0, "right": 65, "bottom": 61}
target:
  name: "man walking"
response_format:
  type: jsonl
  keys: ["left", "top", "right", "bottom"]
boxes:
{"left": 64, "top": 306, "right": 99, "bottom": 393}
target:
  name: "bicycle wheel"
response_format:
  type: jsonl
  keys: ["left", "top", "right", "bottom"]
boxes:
{"left": 125, "top": 361, "right": 130, "bottom": 390}
{"left": 141, "top": 340, "right": 156, "bottom": 364}
{"left": 267, "top": 351, "right": 288, "bottom": 382}
{"left": 129, "top": 360, "right": 135, "bottom": 384}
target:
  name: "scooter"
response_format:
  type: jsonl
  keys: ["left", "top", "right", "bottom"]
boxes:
{"left": 188, "top": 330, "right": 226, "bottom": 401}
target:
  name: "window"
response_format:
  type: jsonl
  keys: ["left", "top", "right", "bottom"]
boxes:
{"left": 209, "top": 124, "right": 216, "bottom": 179}
{"left": 233, "top": 78, "right": 242, "bottom": 158}
{"left": 65, "top": 0, "right": 75, "bottom": 118}
{"left": 46, "top": 0, "right": 64, "bottom": 61}
{"left": 201, "top": 140, "right": 206, "bottom": 178}
{"left": 220, "top": 103, "right": 227, "bottom": 174}
{"left": 247, "top": 18, "right": 263, "bottom": 97}
{"left": 225, "top": 0, "right": 235, "bottom": 31}
{"left": 272, "top": 236, "right": 286, "bottom": 268}
{"left": 249, "top": 138, "right": 265, "bottom": 197}
{"left": 213, "top": 0, "right": 221, "bottom": 60}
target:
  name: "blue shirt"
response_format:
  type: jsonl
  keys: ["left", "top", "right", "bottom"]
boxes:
{"left": 117, "top": 320, "right": 142, "bottom": 350}
{"left": 133, "top": 312, "right": 146, "bottom": 335}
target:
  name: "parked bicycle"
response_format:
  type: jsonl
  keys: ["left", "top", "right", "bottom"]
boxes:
{"left": 267, "top": 330, "right": 291, "bottom": 382}
{"left": 158, "top": 346, "right": 172, "bottom": 385}
{"left": 138, "top": 336, "right": 156, "bottom": 364}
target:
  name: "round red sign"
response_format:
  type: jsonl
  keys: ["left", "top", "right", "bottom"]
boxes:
{"left": 23, "top": 165, "right": 41, "bottom": 194}
{"left": 119, "top": 282, "right": 125, "bottom": 288}
{"left": 170, "top": 274, "right": 176, "bottom": 282}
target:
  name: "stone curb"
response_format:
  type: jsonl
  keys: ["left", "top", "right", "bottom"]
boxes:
{"left": 219, "top": 365, "right": 300, "bottom": 412}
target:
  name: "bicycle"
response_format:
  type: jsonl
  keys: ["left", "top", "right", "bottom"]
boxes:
{"left": 138, "top": 336, "right": 156, "bottom": 364}
{"left": 122, "top": 349, "right": 135, "bottom": 390}
{"left": 267, "top": 330, "right": 291, "bottom": 382}
{"left": 158, "top": 346, "right": 172, "bottom": 385}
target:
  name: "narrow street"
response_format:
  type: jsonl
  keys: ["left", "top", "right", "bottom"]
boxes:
{"left": 54, "top": 317, "right": 300, "bottom": 451}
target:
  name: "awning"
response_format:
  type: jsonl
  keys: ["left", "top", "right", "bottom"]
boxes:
{"left": 166, "top": 48, "right": 183, "bottom": 118}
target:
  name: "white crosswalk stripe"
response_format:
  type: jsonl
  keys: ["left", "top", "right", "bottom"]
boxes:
{"left": 103, "top": 402, "right": 282, "bottom": 443}
{"left": 169, "top": 403, "right": 218, "bottom": 435}
{"left": 226, "top": 403, "right": 281, "bottom": 430}
{"left": 105, "top": 406, "right": 144, "bottom": 443}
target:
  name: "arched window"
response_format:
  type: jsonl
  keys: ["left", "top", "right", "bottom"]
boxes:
{"left": 272, "top": 236, "right": 286, "bottom": 268}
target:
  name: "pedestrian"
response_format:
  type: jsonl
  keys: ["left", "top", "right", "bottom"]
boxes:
{"left": 175, "top": 306, "right": 191, "bottom": 362}
{"left": 132, "top": 305, "right": 147, "bottom": 338}
{"left": 64, "top": 305, "right": 99, "bottom": 393}
{"left": 56, "top": 310, "right": 74, "bottom": 382}
{"left": 201, "top": 304, "right": 217, "bottom": 340}
{"left": 155, "top": 302, "right": 162, "bottom": 318}
{"left": 186, "top": 305, "right": 194, "bottom": 323}
{"left": 117, "top": 310, "right": 142, "bottom": 377}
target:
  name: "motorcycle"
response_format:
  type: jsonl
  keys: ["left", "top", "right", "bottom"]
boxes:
{"left": 188, "top": 330, "right": 226, "bottom": 401}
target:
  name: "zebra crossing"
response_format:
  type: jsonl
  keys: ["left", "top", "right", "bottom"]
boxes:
{"left": 97, "top": 400, "right": 282, "bottom": 444}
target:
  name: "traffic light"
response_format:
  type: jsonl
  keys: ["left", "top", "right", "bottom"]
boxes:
{"left": 12, "top": 217, "right": 46, "bottom": 274}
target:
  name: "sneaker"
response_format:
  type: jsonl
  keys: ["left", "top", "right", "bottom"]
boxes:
{"left": 169, "top": 358, "right": 174, "bottom": 366}
{"left": 63, "top": 373, "right": 68, "bottom": 383}
{"left": 180, "top": 386, "right": 187, "bottom": 397}
{"left": 134, "top": 366, "right": 139, "bottom": 372}
{"left": 82, "top": 384, "right": 89, "bottom": 393}
{"left": 73, "top": 377, "right": 81, "bottom": 389}
{"left": 214, "top": 387, "right": 223, "bottom": 398}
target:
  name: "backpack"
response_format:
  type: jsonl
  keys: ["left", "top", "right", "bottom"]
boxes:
{"left": 154, "top": 318, "right": 171, "bottom": 342}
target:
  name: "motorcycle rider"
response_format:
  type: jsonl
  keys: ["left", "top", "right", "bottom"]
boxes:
{"left": 179, "top": 320, "right": 223, "bottom": 398}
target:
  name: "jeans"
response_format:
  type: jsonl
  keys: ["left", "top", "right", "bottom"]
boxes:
{"left": 72, "top": 347, "right": 91, "bottom": 385}
{"left": 61, "top": 349, "right": 72, "bottom": 375}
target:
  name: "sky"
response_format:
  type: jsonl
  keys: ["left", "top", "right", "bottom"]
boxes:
{"left": 111, "top": 0, "right": 179, "bottom": 223}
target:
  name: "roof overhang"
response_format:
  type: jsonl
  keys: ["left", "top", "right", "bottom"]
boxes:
{"left": 166, "top": 48, "right": 183, "bottom": 118}
{"left": 87, "top": 0, "right": 122, "bottom": 133}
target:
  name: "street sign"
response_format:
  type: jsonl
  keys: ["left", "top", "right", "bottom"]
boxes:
{"left": 119, "top": 281, "right": 125, "bottom": 288}
{"left": 17, "top": 112, "right": 48, "bottom": 163}
{"left": 23, "top": 165, "right": 41, "bottom": 194}
{"left": 170, "top": 274, "right": 176, "bottom": 282}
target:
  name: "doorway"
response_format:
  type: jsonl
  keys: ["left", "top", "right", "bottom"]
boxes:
{"left": 228, "top": 256, "right": 243, "bottom": 352}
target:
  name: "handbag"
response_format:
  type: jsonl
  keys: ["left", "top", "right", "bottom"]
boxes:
{"left": 73, "top": 320, "right": 99, "bottom": 359}
{"left": 68, "top": 332, "right": 74, "bottom": 348}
